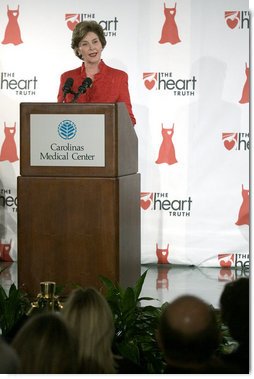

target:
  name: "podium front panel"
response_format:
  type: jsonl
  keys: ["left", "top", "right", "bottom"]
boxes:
{"left": 17, "top": 174, "right": 140, "bottom": 296}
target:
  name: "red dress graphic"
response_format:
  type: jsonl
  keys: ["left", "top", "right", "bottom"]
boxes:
{"left": 156, "top": 243, "right": 169, "bottom": 264}
{"left": 2, "top": 5, "right": 23, "bottom": 45}
{"left": 156, "top": 123, "right": 177, "bottom": 165}
{"left": 156, "top": 266, "right": 170, "bottom": 289}
{"left": 0, "top": 123, "right": 19, "bottom": 162}
{"left": 159, "top": 2, "right": 181, "bottom": 45}
{"left": 0, "top": 240, "right": 13, "bottom": 262}
{"left": 239, "top": 63, "right": 249, "bottom": 104}
{"left": 235, "top": 184, "right": 249, "bottom": 226}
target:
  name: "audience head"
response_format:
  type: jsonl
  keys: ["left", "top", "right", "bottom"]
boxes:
{"left": 62, "top": 287, "right": 116, "bottom": 373}
{"left": 11, "top": 312, "right": 78, "bottom": 374}
{"left": 157, "top": 295, "right": 220, "bottom": 368}
{"left": 0, "top": 336, "right": 20, "bottom": 373}
{"left": 220, "top": 277, "right": 249, "bottom": 345}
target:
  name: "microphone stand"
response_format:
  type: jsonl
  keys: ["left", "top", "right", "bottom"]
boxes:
{"left": 71, "top": 78, "right": 92, "bottom": 103}
{"left": 71, "top": 92, "right": 81, "bottom": 103}
{"left": 63, "top": 90, "right": 76, "bottom": 103}
{"left": 63, "top": 79, "right": 92, "bottom": 103}
{"left": 71, "top": 88, "right": 88, "bottom": 103}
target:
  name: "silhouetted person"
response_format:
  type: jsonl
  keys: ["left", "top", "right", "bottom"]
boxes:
{"left": 62, "top": 287, "right": 116, "bottom": 374}
{"left": 62, "top": 287, "right": 145, "bottom": 373}
{"left": 219, "top": 277, "right": 249, "bottom": 373}
{"left": 0, "top": 336, "right": 20, "bottom": 373}
{"left": 157, "top": 295, "right": 230, "bottom": 373}
{"left": 11, "top": 312, "right": 79, "bottom": 374}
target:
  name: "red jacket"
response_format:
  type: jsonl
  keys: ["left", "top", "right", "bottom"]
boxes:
{"left": 57, "top": 60, "right": 136, "bottom": 125}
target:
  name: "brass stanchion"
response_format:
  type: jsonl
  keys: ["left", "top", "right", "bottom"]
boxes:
{"left": 27, "top": 281, "right": 63, "bottom": 315}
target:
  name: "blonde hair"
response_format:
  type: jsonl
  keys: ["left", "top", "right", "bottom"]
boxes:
{"left": 62, "top": 287, "right": 116, "bottom": 373}
{"left": 11, "top": 312, "right": 78, "bottom": 374}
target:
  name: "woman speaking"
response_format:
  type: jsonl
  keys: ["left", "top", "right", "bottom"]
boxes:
{"left": 57, "top": 20, "right": 136, "bottom": 126}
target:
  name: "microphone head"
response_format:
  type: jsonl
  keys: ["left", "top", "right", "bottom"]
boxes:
{"left": 78, "top": 77, "right": 93, "bottom": 94}
{"left": 63, "top": 77, "right": 74, "bottom": 90}
{"left": 84, "top": 77, "right": 92, "bottom": 86}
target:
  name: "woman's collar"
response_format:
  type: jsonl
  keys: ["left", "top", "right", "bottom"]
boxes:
{"left": 81, "top": 60, "right": 106, "bottom": 78}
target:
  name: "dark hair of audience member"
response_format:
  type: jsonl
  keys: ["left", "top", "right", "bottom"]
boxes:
{"left": 0, "top": 336, "right": 20, "bottom": 373}
{"left": 11, "top": 312, "right": 79, "bottom": 374}
{"left": 220, "top": 277, "right": 249, "bottom": 344}
{"left": 219, "top": 277, "right": 249, "bottom": 373}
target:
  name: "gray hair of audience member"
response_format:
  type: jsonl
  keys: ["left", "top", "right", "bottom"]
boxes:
{"left": 0, "top": 336, "right": 20, "bottom": 373}
{"left": 157, "top": 295, "right": 221, "bottom": 365}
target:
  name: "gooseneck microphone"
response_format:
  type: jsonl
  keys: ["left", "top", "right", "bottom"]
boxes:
{"left": 72, "top": 77, "right": 93, "bottom": 103}
{"left": 78, "top": 77, "right": 93, "bottom": 94}
{"left": 62, "top": 77, "right": 74, "bottom": 101}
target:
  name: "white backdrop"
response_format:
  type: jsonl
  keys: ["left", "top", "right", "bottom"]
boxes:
{"left": 0, "top": 0, "right": 249, "bottom": 271}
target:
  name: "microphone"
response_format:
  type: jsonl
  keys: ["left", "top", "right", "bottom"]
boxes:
{"left": 78, "top": 77, "right": 93, "bottom": 94}
{"left": 72, "top": 77, "right": 92, "bottom": 102}
{"left": 62, "top": 77, "right": 74, "bottom": 100}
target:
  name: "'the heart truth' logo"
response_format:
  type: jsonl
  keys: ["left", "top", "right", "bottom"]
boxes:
{"left": 224, "top": 11, "right": 240, "bottom": 29}
{"left": 140, "top": 192, "right": 154, "bottom": 210}
{"left": 65, "top": 14, "right": 80, "bottom": 31}
{"left": 222, "top": 133, "right": 238, "bottom": 150}
{"left": 143, "top": 73, "right": 158, "bottom": 90}
{"left": 218, "top": 254, "right": 235, "bottom": 268}
{"left": 218, "top": 268, "right": 235, "bottom": 282}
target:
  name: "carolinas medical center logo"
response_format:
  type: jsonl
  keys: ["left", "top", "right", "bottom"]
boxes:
{"left": 58, "top": 120, "right": 77, "bottom": 140}
{"left": 40, "top": 120, "right": 85, "bottom": 161}
{"left": 65, "top": 13, "right": 118, "bottom": 36}
{"left": 143, "top": 72, "right": 197, "bottom": 97}
{"left": 38, "top": 119, "right": 98, "bottom": 163}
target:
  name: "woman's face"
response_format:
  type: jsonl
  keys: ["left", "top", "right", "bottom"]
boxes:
{"left": 78, "top": 31, "right": 103, "bottom": 65}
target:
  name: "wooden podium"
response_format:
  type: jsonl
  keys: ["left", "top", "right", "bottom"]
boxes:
{"left": 17, "top": 102, "right": 140, "bottom": 297}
